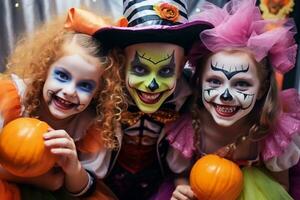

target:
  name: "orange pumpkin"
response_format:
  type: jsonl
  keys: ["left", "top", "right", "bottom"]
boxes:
{"left": 0, "top": 180, "right": 21, "bottom": 200}
{"left": 190, "top": 154, "right": 243, "bottom": 200}
{"left": 0, "top": 118, "right": 56, "bottom": 177}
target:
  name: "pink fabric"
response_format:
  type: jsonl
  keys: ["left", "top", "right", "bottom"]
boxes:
{"left": 262, "top": 89, "right": 300, "bottom": 161}
{"left": 165, "top": 113, "right": 195, "bottom": 158}
{"left": 150, "top": 179, "right": 174, "bottom": 200}
{"left": 190, "top": 0, "right": 297, "bottom": 74}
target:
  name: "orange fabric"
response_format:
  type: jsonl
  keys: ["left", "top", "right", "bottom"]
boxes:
{"left": 76, "top": 124, "right": 104, "bottom": 153}
{"left": 0, "top": 180, "right": 21, "bottom": 200}
{"left": 0, "top": 79, "right": 22, "bottom": 126}
{"left": 64, "top": 8, "right": 112, "bottom": 35}
{"left": 275, "top": 72, "right": 284, "bottom": 90}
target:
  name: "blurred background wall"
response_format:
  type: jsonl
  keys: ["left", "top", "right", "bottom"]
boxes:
{"left": 0, "top": 0, "right": 299, "bottom": 90}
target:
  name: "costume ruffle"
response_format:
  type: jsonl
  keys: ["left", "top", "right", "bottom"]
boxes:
{"left": 238, "top": 167, "right": 292, "bottom": 200}
{"left": 262, "top": 89, "right": 300, "bottom": 171}
{"left": 189, "top": 0, "right": 297, "bottom": 74}
{"left": 165, "top": 113, "right": 195, "bottom": 158}
{"left": 0, "top": 78, "right": 22, "bottom": 128}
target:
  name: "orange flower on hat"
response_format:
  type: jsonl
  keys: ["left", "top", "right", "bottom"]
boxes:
{"left": 154, "top": 3, "right": 179, "bottom": 22}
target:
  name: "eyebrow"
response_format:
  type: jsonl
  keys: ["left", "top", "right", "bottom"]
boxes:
{"left": 136, "top": 50, "right": 175, "bottom": 65}
{"left": 210, "top": 61, "right": 249, "bottom": 80}
{"left": 53, "top": 67, "right": 71, "bottom": 76}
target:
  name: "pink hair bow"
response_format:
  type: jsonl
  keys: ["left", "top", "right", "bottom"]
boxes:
{"left": 193, "top": 0, "right": 297, "bottom": 74}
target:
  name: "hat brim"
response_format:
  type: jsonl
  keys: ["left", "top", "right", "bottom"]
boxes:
{"left": 93, "top": 20, "right": 212, "bottom": 53}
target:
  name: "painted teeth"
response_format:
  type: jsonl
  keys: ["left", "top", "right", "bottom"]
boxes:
{"left": 216, "top": 105, "right": 237, "bottom": 113}
{"left": 140, "top": 92, "right": 160, "bottom": 100}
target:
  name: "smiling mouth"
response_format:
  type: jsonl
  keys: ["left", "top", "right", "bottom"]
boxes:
{"left": 52, "top": 95, "right": 78, "bottom": 110}
{"left": 136, "top": 90, "right": 163, "bottom": 104}
{"left": 213, "top": 103, "right": 240, "bottom": 117}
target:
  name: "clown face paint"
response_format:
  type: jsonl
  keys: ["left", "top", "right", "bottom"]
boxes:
{"left": 125, "top": 43, "right": 184, "bottom": 113}
{"left": 43, "top": 54, "right": 102, "bottom": 119}
{"left": 201, "top": 51, "right": 261, "bottom": 127}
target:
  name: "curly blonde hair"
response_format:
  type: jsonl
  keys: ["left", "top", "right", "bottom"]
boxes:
{"left": 190, "top": 49, "right": 279, "bottom": 152}
{"left": 5, "top": 16, "right": 127, "bottom": 151}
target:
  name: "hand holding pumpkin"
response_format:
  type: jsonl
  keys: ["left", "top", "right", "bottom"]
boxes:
{"left": 171, "top": 184, "right": 196, "bottom": 200}
{"left": 0, "top": 118, "right": 56, "bottom": 177}
{"left": 43, "top": 129, "right": 81, "bottom": 176}
{"left": 189, "top": 154, "right": 243, "bottom": 200}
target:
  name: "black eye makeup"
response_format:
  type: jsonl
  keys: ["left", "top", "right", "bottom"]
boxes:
{"left": 131, "top": 65, "right": 150, "bottom": 76}
{"left": 158, "top": 66, "right": 175, "bottom": 78}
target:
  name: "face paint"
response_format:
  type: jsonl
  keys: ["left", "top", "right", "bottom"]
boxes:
{"left": 201, "top": 51, "right": 261, "bottom": 127}
{"left": 125, "top": 43, "right": 184, "bottom": 113}
{"left": 43, "top": 54, "right": 102, "bottom": 119}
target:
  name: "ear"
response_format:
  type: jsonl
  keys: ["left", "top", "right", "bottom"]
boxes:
{"left": 257, "top": 80, "right": 269, "bottom": 100}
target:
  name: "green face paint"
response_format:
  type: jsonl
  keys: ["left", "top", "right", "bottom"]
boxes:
{"left": 125, "top": 43, "right": 184, "bottom": 113}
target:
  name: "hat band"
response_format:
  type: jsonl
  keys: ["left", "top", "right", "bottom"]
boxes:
{"left": 124, "top": 0, "right": 187, "bottom": 15}
{"left": 128, "top": 15, "right": 182, "bottom": 27}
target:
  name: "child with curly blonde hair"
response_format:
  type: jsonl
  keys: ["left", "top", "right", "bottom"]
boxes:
{"left": 0, "top": 9, "right": 126, "bottom": 199}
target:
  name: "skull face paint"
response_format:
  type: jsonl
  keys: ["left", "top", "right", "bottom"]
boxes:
{"left": 201, "top": 51, "right": 261, "bottom": 127}
{"left": 125, "top": 43, "right": 184, "bottom": 113}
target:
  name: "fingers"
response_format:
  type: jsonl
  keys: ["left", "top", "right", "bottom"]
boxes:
{"left": 44, "top": 137, "right": 75, "bottom": 149}
{"left": 44, "top": 129, "right": 71, "bottom": 140}
{"left": 44, "top": 130, "right": 76, "bottom": 155}
{"left": 172, "top": 185, "right": 196, "bottom": 200}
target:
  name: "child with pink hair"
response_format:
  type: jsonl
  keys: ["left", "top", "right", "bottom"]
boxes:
{"left": 169, "top": 0, "right": 299, "bottom": 199}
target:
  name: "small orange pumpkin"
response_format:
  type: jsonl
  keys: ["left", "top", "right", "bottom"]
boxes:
{"left": 0, "top": 180, "right": 21, "bottom": 200}
{"left": 0, "top": 118, "right": 56, "bottom": 177}
{"left": 190, "top": 154, "right": 243, "bottom": 200}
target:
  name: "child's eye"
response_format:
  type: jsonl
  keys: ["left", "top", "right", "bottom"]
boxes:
{"left": 158, "top": 67, "right": 174, "bottom": 77}
{"left": 54, "top": 70, "right": 70, "bottom": 82}
{"left": 207, "top": 78, "right": 221, "bottom": 87}
{"left": 235, "top": 81, "right": 251, "bottom": 90}
{"left": 131, "top": 65, "right": 149, "bottom": 76}
{"left": 78, "top": 82, "right": 95, "bottom": 92}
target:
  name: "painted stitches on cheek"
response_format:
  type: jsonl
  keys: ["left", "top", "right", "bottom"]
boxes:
{"left": 46, "top": 67, "right": 80, "bottom": 110}
{"left": 203, "top": 60, "right": 257, "bottom": 117}
{"left": 127, "top": 50, "right": 176, "bottom": 106}
{"left": 235, "top": 91, "right": 255, "bottom": 110}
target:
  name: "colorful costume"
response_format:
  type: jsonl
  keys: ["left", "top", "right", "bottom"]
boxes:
{"left": 80, "top": 76, "right": 195, "bottom": 199}
{"left": 70, "top": 0, "right": 211, "bottom": 199}
{"left": 172, "top": 0, "right": 299, "bottom": 199}
{"left": 0, "top": 75, "right": 103, "bottom": 199}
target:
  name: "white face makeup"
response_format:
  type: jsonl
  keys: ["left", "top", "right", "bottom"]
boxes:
{"left": 201, "top": 51, "right": 261, "bottom": 127}
{"left": 43, "top": 54, "right": 102, "bottom": 119}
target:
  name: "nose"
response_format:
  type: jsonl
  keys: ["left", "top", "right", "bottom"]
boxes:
{"left": 220, "top": 89, "right": 233, "bottom": 101}
{"left": 62, "top": 83, "right": 77, "bottom": 97}
{"left": 148, "top": 78, "right": 159, "bottom": 91}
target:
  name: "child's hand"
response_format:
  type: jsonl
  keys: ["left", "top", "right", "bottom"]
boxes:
{"left": 171, "top": 185, "right": 197, "bottom": 200}
{"left": 44, "top": 129, "right": 81, "bottom": 176}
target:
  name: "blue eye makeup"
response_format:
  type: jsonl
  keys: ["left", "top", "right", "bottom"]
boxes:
{"left": 53, "top": 67, "right": 71, "bottom": 82}
{"left": 78, "top": 81, "right": 96, "bottom": 93}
